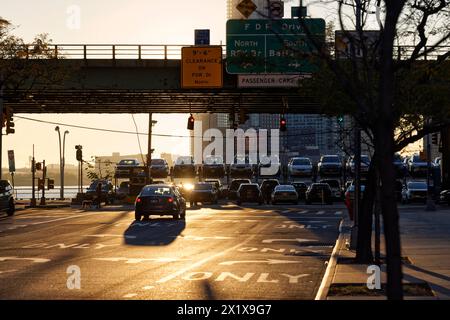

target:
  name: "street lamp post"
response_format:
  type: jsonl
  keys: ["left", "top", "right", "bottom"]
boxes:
{"left": 55, "top": 126, "right": 69, "bottom": 200}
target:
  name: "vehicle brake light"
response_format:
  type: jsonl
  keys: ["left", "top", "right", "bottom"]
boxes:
{"left": 168, "top": 197, "right": 174, "bottom": 203}
{"left": 136, "top": 198, "right": 141, "bottom": 203}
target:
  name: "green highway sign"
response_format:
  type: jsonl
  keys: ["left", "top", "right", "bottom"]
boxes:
{"left": 226, "top": 18, "right": 325, "bottom": 74}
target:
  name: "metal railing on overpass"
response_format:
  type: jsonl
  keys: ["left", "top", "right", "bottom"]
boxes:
{"left": 14, "top": 44, "right": 449, "bottom": 60}
{"left": 32, "top": 44, "right": 227, "bottom": 60}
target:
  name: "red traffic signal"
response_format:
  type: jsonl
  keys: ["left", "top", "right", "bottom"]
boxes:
{"left": 280, "top": 117, "right": 287, "bottom": 132}
{"left": 187, "top": 114, "right": 195, "bottom": 130}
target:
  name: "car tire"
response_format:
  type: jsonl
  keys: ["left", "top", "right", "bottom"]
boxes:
{"left": 6, "top": 199, "right": 15, "bottom": 216}
{"left": 180, "top": 208, "right": 186, "bottom": 219}
{"left": 135, "top": 212, "right": 142, "bottom": 221}
{"left": 173, "top": 213, "right": 180, "bottom": 220}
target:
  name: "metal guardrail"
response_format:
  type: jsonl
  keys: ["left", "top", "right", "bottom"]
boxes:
{"left": 25, "top": 44, "right": 227, "bottom": 60}
{"left": 12, "top": 44, "right": 450, "bottom": 60}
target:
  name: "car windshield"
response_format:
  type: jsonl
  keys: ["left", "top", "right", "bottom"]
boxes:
{"left": 175, "top": 157, "right": 193, "bottom": 165}
{"left": 408, "top": 182, "right": 427, "bottom": 189}
{"left": 87, "top": 181, "right": 109, "bottom": 191}
{"left": 292, "top": 183, "right": 307, "bottom": 188}
{"left": 239, "top": 184, "right": 258, "bottom": 191}
{"left": 194, "top": 184, "right": 213, "bottom": 191}
{"left": 412, "top": 155, "right": 425, "bottom": 163}
{"left": 230, "top": 180, "right": 249, "bottom": 190}
{"left": 275, "top": 185, "right": 295, "bottom": 191}
{"left": 321, "top": 180, "right": 340, "bottom": 188}
{"left": 292, "top": 158, "right": 310, "bottom": 165}
{"left": 311, "top": 184, "right": 330, "bottom": 190}
{"left": 205, "top": 156, "right": 223, "bottom": 165}
{"left": 119, "top": 182, "right": 129, "bottom": 189}
{"left": 118, "top": 159, "right": 138, "bottom": 166}
{"left": 322, "top": 156, "right": 340, "bottom": 163}
{"left": 151, "top": 159, "right": 165, "bottom": 165}
{"left": 141, "top": 186, "right": 172, "bottom": 196}
{"left": 262, "top": 180, "right": 279, "bottom": 187}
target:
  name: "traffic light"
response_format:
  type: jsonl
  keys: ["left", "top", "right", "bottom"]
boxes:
{"left": 432, "top": 133, "right": 438, "bottom": 145}
{"left": 48, "top": 179, "right": 55, "bottom": 190}
{"left": 35, "top": 162, "right": 42, "bottom": 171}
{"left": 280, "top": 116, "right": 287, "bottom": 132}
{"left": 5, "top": 107, "right": 14, "bottom": 134}
{"left": 38, "top": 178, "right": 45, "bottom": 190}
{"left": 75, "top": 145, "right": 83, "bottom": 161}
{"left": 187, "top": 114, "right": 195, "bottom": 130}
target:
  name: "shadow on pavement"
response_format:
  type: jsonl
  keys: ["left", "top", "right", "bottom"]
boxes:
{"left": 123, "top": 218, "right": 186, "bottom": 246}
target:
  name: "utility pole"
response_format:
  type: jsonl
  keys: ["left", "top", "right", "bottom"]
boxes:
{"left": 147, "top": 113, "right": 157, "bottom": 184}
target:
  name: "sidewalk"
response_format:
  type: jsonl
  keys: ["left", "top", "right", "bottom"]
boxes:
{"left": 16, "top": 199, "right": 72, "bottom": 209}
{"left": 320, "top": 206, "right": 450, "bottom": 300}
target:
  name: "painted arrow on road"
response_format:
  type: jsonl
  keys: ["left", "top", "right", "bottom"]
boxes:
{"left": 0, "top": 257, "right": 50, "bottom": 263}
{"left": 219, "top": 259, "right": 303, "bottom": 265}
{"left": 262, "top": 238, "right": 318, "bottom": 244}
{"left": 93, "top": 257, "right": 189, "bottom": 264}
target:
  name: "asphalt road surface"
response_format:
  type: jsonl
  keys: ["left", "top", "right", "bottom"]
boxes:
{"left": 0, "top": 203, "right": 345, "bottom": 299}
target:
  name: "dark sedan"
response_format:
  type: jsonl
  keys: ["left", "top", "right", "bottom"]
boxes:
{"left": 150, "top": 158, "right": 169, "bottom": 178}
{"left": 260, "top": 179, "right": 280, "bottom": 204}
{"left": 305, "top": 183, "right": 333, "bottom": 205}
{"left": 135, "top": 184, "right": 186, "bottom": 221}
{"left": 190, "top": 182, "right": 219, "bottom": 206}
{"left": 439, "top": 189, "right": 450, "bottom": 205}
{"left": 237, "top": 183, "right": 263, "bottom": 205}
{"left": 228, "top": 178, "right": 251, "bottom": 200}
{"left": 291, "top": 182, "right": 308, "bottom": 200}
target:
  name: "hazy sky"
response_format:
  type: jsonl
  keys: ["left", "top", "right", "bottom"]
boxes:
{"left": 1, "top": 0, "right": 389, "bottom": 168}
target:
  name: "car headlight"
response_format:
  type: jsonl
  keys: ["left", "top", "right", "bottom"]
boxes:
{"left": 184, "top": 183, "right": 194, "bottom": 191}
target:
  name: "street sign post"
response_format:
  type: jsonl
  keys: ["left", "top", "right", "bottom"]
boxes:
{"left": 181, "top": 46, "right": 223, "bottom": 88}
{"left": 195, "top": 29, "right": 210, "bottom": 45}
{"left": 226, "top": 18, "right": 325, "bottom": 74}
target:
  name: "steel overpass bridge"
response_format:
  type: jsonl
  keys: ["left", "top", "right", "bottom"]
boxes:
{"left": 4, "top": 44, "right": 448, "bottom": 114}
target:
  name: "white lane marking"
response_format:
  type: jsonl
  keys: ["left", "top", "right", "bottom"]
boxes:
{"left": 30, "top": 213, "right": 100, "bottom": 225}
{"left": 219, "top": 259, "right": 303, "bottom": 266}
{"left": 143, "top": 286, "right": 155, "bottom": 290}
{"left": 335, "top": 211, "right": 343, "bottom": 215}
{"left": 316, "top": 211, "right": 325, "bottom": 215}
{"left": 281, "top": 209, "right": 291, "bottom": 214}
{"left": 156, "top": 236, "right": 256, "bottom": 284}
{"left": 123, "top": 293, "right": 137, "bottom": 298}
{"left": 86, "top": 234, "right": 136, "bottom": 239}
{"left": 93, "top": 257, "right": 189, "bottom": 264}
{"left": 172, "top": 235, "right": 232, "bottom": 241}
{"left": 0, "top": 269, "right": 17, "bottom": 274}
{"left": 0, "top": 257, "right": 50, "bottom": 263}
{"left": 262, "top": 238, "right": 318, "bottom": 244}
{"left": 298, "top": 210, "right": 309, "bottom": 213}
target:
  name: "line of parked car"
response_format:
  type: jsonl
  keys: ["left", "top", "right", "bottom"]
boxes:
{"left": 114, "top": 152, "right": 441, "bottom": 183}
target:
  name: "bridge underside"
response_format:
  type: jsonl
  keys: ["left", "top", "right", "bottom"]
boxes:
{"left": 5, "top": 90, "right": 319, "bottom": 114}
{"left": 3, "top": 59, "right": 320, "bottom": 114}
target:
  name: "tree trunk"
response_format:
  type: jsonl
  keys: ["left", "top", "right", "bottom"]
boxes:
{"left": 356, "top": 156, "right": 375, "bottom": 263}
{"left": 376, "top": 128, "right": 403, "bottom": 300}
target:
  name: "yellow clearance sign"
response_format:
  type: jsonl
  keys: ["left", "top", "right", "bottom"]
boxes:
{"left": 181, "top": 46, "right": 223, "bottom": 88}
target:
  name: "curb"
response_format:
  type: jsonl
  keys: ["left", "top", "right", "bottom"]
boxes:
{"left": 315, "top": 219, "right": 348, "bottom": 300}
